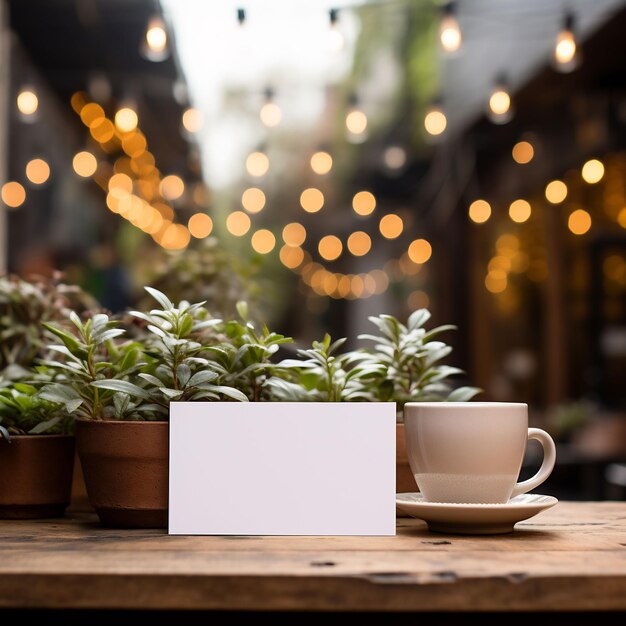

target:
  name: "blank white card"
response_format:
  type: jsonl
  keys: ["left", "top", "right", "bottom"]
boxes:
{"left": 169, "top": 402, "right": 396, "bottom": 535}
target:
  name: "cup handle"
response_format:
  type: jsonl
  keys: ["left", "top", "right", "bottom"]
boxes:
{"left": 510, "top": 428, "right": 557, "bottom": 499}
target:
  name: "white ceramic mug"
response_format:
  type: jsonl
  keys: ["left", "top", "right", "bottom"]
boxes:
{"left": 403, "top": 402, "right": 556, "bottom": 504}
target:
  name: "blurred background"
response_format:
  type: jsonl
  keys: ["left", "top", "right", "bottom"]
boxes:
{"left": 1, "top": 0, "right": 626, "bottom": 497}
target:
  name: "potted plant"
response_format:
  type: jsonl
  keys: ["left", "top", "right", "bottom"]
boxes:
{"left": 357, "top": 310, "right": 480, "bottom": 492}
{"left": 268, "top": 310, "right": 479, "bottom": 493}
{"left": 0, "top": 383, "right": 74, "bottom": 518}
{"left": 41, "top": 288, "right": 248, "bottom": 528}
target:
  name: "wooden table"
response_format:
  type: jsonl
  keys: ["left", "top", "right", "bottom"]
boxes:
{"left": 1, "top": 502, "right": 625, "bottom": 612}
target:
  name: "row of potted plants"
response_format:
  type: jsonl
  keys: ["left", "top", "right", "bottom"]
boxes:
{"left": 0, "top": 275, "right": 478, "bottom": 528}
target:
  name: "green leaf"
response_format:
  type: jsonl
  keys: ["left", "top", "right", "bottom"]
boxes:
{"left": 187, "top": 370, "right": 218, "bottom": 386}
{"left": 159, "top": 387, "right": 184, "bottom": 400}
{"left": 29, "top": 416, "right": 62, "bottom": 434}
{"left": 211, "top": 386, "right": 249, "bottom": 402}
{"left": 91, "top": 380, "right": 153, "bottom": 401}
{"left": 0, "top": 424, "right": 11, "bottom": 442}
{"left": 447, "top": 386, "right": 482, "bottom": 402}
{"left": 144, "top": 286, "right": 174, "bottom": 310}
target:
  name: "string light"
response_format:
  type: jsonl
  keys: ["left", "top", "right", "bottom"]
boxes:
{"left": 509, "top": 199, "right": 532, "bottom": 223}
{"left": 554, "top": 13, "right": 578, "bottom": 71}
{"left": 346, "top": 94, "right": 367, "bottom": 137}
{"left": 581, "top": 159, "right": 604, "bottom": 184}
{"left": 260, "top": 88, "right": 282, "bottom": 128}
{"left": 318, "top": 235, "right": 343, "bottom": 261}
{"left": 182, "top": 107, "right": 203, "bottom": 133}
{"left": 379, "top": 213, "right": 404, "bottom": 239}
{"left": 246, "top": 150, "right": 269, "bottom": 177}
{"left": 1, "top": 182, "right": 26, "bottom": 208}
{"left": 352, "top": 190, "right": 376, "bottom": 216}
{"left": 25, "top": 158, "right": 50, "bottom": 185}
{"left": 408, "top": 239, "right": 432, "bottom": 264}
{"left": 545, "top": 180, "right": 567, "bottom": 204}
{"left": 160, "top": 175, "right": 185, "bottom": 200}
{"left": 115, "top": 106, "right": 138, "bottom": 132}
{"left": 300, "top": 187, "right": 324, "bottom": 213}
{"left": 424, "top": 102, "right": 447, "bottom": 136}
{"left": 568, "top": 209, "right": 591, "bottom": 235}
{"left": 488, "top": 76, "right": 513, "bottom": 124}
{"left": 143, "top": 16, "right": 169, "bottom": 62}
{"left": 188, "top": 213, "right": 213, "bottom": 239}
{"left": 485, "top": 270, "right": 507, "bottom": 294}
{"left": 242, "top": 187, "right": 266, "bottom": 213}
{"left": 328, "top": 8, "right": 344, "bottom": 52}
{"left": 383, "top": 146, "right": 406, "bottom": 170}
{"left": 17, "top": 86, "right": 38, "bottom": 118}
{"left": 439, "top": 2, "right": 462, "bottom": 53}
{"left": 280, "top": 245, "right": 305, "bottom": 269}
{"left": 347, "top": 231, "right": 372, "bottom": 256}
{"left": 282, "top": 222, "right": 306, "bottom": 246}
{"left": 251, "top": 229, "right": 276, "bottom": 254}
{"left": 512, "top": 141, "right": 534, "bottom": 164}
{"left": 72, "top": 151, "right": 97, "bottom": 177}
{"left": 310, "top": 151, "right": 333, "bottom": 175}
{"left": 468, "top": 199, "right": 491, "bottom": 224}
{"left": 226, "top": 211, "right": 251, "bottom": 236}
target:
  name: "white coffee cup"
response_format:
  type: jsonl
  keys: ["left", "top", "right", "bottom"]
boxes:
{"left": 403, "top": 402, "right": 556, "bottom": 504}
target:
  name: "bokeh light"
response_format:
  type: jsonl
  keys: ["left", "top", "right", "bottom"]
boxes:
{"left": 242, "top": 187, "right": 266, "bottom": 213}
{"left": 1, "top": 182, "right": 26, "bottom": 208}
{"left": 352, "top": 191, "right": 376, "bottom": 216}
{"left": 246, "top": 151, "right": 270, "bottom": 177}
{"left": 379, "top": 213, "right": 404, "bottom": 239}
{"left": 282, "top": 222, "right": 306, "bottom": 246}
{"left": 25, "top": 158, "right": 50, "bottom": 185}
{"left": 318, "top": 235, "right": 343, "bottom": 261}
{"left": 251, "top": 229, "right": 276, "bottom": 254}
{"left": 115, "top": 107, "right": 138, "bottom": 132}
{"left": 468, "top": 199, "right": 491, "bottom": 223}
{"left": 408, "top": 238, "right": 432, "bottom": 264}
{"left": 188, "top": 213, "right": 213, "bottom": 238}
{"left": 347, "top": 231, "right": 372, "bottom": 256}
{"left": 568, "top": 209, "right": 592, "bottom": 235}
{"left": 226, "top": 210, "right": 251, "bottom": 236}
{"left": 300, "top": 187, "right": 324, "bottom": 213}
{"left": 545, "top": 180, "right": 568, "bottom": 204}
{"left": 72, "top": 151, "right": 97, "bottom": 177}
{"left": 160, "top": 175, "right": 185, "bottom": 200}
{"left": 512, "top": 141, "right": 534, "bottom": 164}
{"left": 581, "top": 159, "right": 604, "bottom": 184}
{"left": 509, "top": 199, "right": 532, "bottom": 223}
{"left": 310, "top": 151, "right": 333, "bottom": 175}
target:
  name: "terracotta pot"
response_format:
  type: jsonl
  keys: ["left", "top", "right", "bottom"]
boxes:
{"left": 0, "top": 435, "right": 75, "bottom": 519}
{"left": 396, "top": 423, "right": 417, "bottom": 493}
{"left": 76, "top": 420, "right": 168, "bottom": 528}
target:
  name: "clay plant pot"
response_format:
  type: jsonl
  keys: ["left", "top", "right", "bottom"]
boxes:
{"left": 0, "top": 435, "right": 75, "bottom": 519}
{"left": 76, "top": 420, "right": 168, "bottom": 528}
{"left": 396, "top": 423, "right": 417, "bottom": 493}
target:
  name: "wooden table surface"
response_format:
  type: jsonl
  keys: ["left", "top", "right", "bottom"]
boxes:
{"left": 1, "top": 502, "right": 625, "bottom": 612}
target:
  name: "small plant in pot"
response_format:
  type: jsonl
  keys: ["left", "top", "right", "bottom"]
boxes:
{"left": 42, "top": 288, "right": 248, "bottom": 528}
{"left": 0, "top": 383, "right": 74, "bottom": 519}
{"left": 269, "top": 310, "right": 479, "bottom": 493}
{"left": 357, "top": 309, "right": 480, "bottom": 492}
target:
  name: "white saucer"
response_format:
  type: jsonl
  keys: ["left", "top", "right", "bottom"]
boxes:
{"left": 395, "top": 493, "right": 558, "bottom": 535}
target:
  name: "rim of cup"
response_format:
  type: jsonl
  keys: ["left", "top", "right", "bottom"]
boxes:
{"left": 403, "top": 402, "right": 528, "bottom": 408}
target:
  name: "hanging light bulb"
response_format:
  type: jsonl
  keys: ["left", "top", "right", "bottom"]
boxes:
{"left": 439, "top": 2, "right": 462, "bottom": 53}
{"left": 328, "top": 8, "right": 344, "bottom": 52}
{"left": 260, "top": 88, "right": 282, "bottom": 128}
{"left": 142, "top": 16, "right": 169, "bottom": 62}
{"left": 424, "top": 101, "right": 447, "bottom": 136}
{"left": 554, "top": 13, "right": 579, "bottom": 72}
{"left": 346, "top": 93, "right": 367, "bottom": 141}
{"left": 16, "top": 85, "right": 38, "bottom": 121}
{"left": 487, "top": 75, "right": 513, "bottom": 124}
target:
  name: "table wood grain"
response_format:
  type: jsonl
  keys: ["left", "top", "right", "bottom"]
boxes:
{"left": 1, "top": 502, "right": 625, "bottom": 611}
